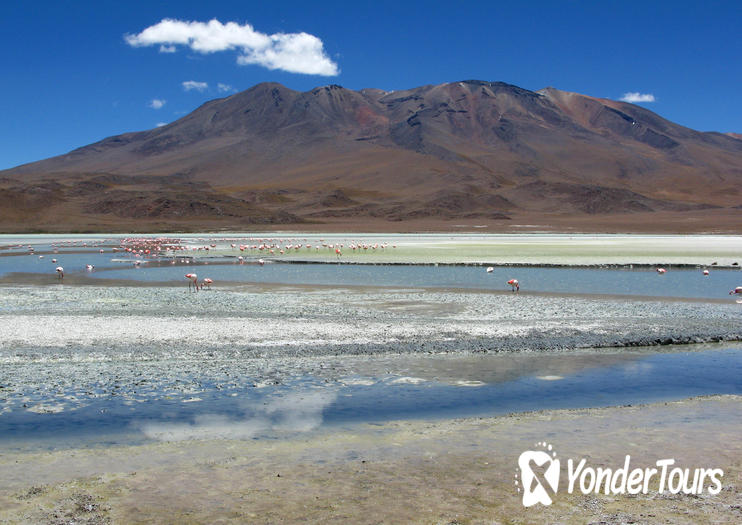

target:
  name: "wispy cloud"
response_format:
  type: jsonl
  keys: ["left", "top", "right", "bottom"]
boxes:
{"left": 182, "top": 80, "right": 208, "bottom": 92}
{"left": 620, "top": 92, "right": 656, "bottom": 103}
{"left": 217, "top": 83, "right": 236, "bottom": 93}
{"left": 159, "top": 44, "right": 176, "bottom": 53}
{"left": 149, "top": 98, "right": 166, "bottom": 109}
{"left": 125, "top": 18, "right": 339, "bottom": 76}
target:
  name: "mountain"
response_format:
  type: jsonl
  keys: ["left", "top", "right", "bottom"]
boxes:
{"left": 2, "top": 80, "right": 742, "bottom": 232}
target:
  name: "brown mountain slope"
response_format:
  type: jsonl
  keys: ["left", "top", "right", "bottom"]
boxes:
{"left": 2, "top": 80, "right": 742, "bottom": 232}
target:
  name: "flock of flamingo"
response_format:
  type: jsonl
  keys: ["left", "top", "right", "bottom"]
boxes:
{"left": 2, "top": 236, "right": 741, "bottom": 298}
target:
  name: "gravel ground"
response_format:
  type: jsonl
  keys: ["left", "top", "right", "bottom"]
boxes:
{"left": 1, "top": 285, "right": 740, "bottom": 360}
{"left": 1, "top": 284, "right": 740, "bottom": 418}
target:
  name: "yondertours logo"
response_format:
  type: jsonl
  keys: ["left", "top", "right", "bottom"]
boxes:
{"left": 516, "top": 441, "right": 560, "bottom": 507}
{"left": 515, "top": 441, "right": 724, "bottom": 507}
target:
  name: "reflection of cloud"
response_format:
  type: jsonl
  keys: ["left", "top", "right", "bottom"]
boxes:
{"left": 139, "top": 389, "right": 337, "bottom": 441}
{"left": 389, "top": 376, "right": 426, "bottom": 385}
{"left": 263, "top": 391, "right": 335, "bottom": 431}
{"left": 536, "top": 375, "right": 564, "bottom": 381}
{"left": 455, "top": 380, "right": 485, "bottom": 387}
{"left": 622, "top": 362, "right": 655, "bottom": 376}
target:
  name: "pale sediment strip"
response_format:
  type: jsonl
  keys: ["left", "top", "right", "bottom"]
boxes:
{"left": 0, "top": 395, "right": 740, "bottom": 524}
{"left": 1, "top": 286, "right": 741, "bottom": 362}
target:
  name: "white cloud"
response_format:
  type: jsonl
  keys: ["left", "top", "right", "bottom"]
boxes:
{"left": 156, "top": 122, "right": 168, "bottom": 127}
{"left": 217, "top": 82, "right": 235, "bottom": 93}
{"left": 159, "top": 44, "right": 176, "bottom": 53}
{"left": 620, "top": 92, "right": 656, "bottom": 103}
{"left": 149, "top": 98, "right": 166, "bottom": 109}
{"left": 182, "top": 80, "right": 208, "bottom": 92}
{"left": 125, "top": 18, "right": 339, "bottom": 76}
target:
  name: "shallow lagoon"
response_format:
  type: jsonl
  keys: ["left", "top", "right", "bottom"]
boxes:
{"left": 1, "top": 233, "right": 741, "bottom": 451}
{"left": 1, "top": 234, "right": 741, "bottom": 299}
{"left": 1, "top": 345, "right": 741, "bottom": 451}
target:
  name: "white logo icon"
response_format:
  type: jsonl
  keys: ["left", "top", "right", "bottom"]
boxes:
{"left": 515, "top": 442, "right": 724, "bottom": 507}
{"left": 516, "top": 442, "right": 560, "bottom": 507}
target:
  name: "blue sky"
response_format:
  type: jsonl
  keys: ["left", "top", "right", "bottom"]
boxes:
{"left": 1, "top": 1, "right": 740, "bottom": 170}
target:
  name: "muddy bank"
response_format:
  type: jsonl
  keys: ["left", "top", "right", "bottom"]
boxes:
{"left": 0, "top": 395, "right": 740, "bottom": 524}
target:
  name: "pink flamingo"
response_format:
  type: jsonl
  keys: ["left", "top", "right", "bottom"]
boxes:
{"left": 656, "top": 268, "right": 667, "bottom": 274}
{"left": 202, "top": 278, "right": 213, "bottom": 290}
{"left": 185, "top": 273, "right": 199, "bottom": 291}
{"left": 55, "top": 266, "right": 64, "bottom": 280}
{"left": 507, "top": 279, "right": 519, "bottom": 292}
{"left": 729, "top": 286, "right": 742, "bottom": 296}
{"left": 486, "top": 267, "right": 494, "bottom": 273}
{"left": 703, "top": 269, "right": 710, "bottom": 276}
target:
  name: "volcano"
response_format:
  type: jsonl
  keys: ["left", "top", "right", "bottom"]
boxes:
{"left": 2, "top": 80, "right": 741, "bottom": 232}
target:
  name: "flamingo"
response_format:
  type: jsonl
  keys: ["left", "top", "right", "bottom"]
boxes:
{"left": 486, "top": 267, "right": 494, "bottom": 273}
{"left": 703, "top": 269, "right": 710, "bottom": 276}
{"left": 85, "top": 264, "right": 94, "bottom": 271}
{"left": 258, "top": 258, "right": 265, "bottom": 266}
{"left": 729, "top": 287, "right": 742, "bottom": 296}
{"left": 55, "top": 266, "right": 64, "bottom": 280}
{"left": 185, "top": 273, "right": 198, "bottom": 291}
{"left": 202, "top": 278, "right": 213, "bottom": 290}
{"left": 507, "top": 279, "right": 519, "bottom": 292}
{"left": 656, "top": 268, "right": 667, "bottom": 274}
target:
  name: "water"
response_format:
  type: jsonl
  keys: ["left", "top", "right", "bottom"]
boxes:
{"left": 98, "top": 262, "right": 742, "bottom": 298}
{"left": 2, "top": 251, "right": 740, "bottom": 300}
{"left": 1, "top": 346, "right": 740, "bottom": 449}
{"left": 2, "top": 233, "right": 741, "bottom": 452}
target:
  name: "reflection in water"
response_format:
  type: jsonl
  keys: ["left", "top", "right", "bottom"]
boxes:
{"left": 138, "top": 390, "right": 338, "bottom": 441}
{"left": 0, "top": 347, "right": 740, "bottom": 450}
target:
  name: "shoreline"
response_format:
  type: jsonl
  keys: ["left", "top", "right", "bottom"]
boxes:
{"left": 0, "top": 271, "right": 739, "bottom": 303}
{"left": 1, "top": 394, "right": 740, "bottom": 523}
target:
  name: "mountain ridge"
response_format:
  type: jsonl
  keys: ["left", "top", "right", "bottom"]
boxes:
{"left": 2, "top": 79, "right": 741, "bottom": 233}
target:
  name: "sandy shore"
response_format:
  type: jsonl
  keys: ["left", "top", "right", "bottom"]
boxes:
{"left": 0, "top": 395, "right": 740, "bottom": 524}
{"left": 3, "top": 233, "right": 742, "bottom": 266}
